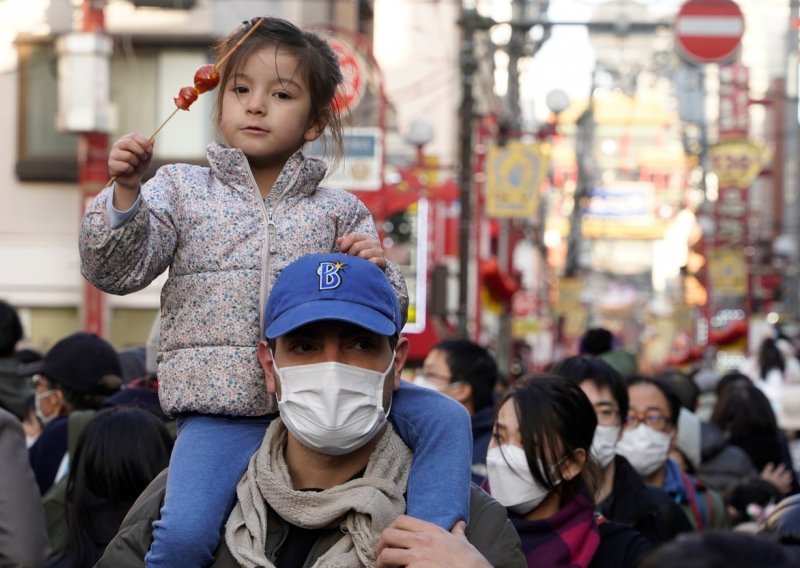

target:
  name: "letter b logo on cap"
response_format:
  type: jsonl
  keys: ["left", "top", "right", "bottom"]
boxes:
{"left": 317, "top": 261, "right": 345, "bottom": 291}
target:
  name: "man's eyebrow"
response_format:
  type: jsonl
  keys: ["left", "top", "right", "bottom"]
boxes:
{"left": 283, "top": 328, "right": 321, "bottom": 340}
{"left": 594, "top": 400, "right": 617, "bottom": 409}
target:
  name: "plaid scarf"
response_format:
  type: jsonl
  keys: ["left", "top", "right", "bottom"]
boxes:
{"left": 511, "top": 491, "right": 600, "bottom": 568}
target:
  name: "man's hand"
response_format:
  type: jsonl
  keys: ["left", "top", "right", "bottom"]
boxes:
{"left": 376, "top": 515, "right": 491, "bottom": 568}
{"left": 337, "top": 234, "right": 387, "bottom": 270}
{"left": 761, "top": 462, "right": 793, "bottom": 495}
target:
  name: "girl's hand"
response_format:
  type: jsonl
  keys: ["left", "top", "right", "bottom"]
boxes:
{"left": 337, "top": 234, "right": 387, "bottom": 271}
{"left": 376, "top": 516, "right": 491, "bottom": 568}
{"left": 109, "top": 132, "right": 154, "bottom": 192}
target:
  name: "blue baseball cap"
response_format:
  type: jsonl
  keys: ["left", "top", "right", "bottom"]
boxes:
{"left": 264, "top": 253, "right": 402, "bottom": 339}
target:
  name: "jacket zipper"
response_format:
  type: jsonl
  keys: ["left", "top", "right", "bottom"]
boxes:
{"left": 251, "top": 157, "right": 304, "bottom": 333}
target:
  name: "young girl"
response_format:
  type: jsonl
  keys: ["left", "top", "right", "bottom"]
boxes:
{"left": 80, "top": 17, "right": 471, "bottom": 567}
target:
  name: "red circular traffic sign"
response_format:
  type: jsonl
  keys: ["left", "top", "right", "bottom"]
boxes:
{"left": 674, "top": 0, "right": 744, "bottom": 64}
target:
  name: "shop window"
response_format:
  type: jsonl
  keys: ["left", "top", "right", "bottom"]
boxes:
{"left": 16, "top": 38, "right": 215, "bottom": 182}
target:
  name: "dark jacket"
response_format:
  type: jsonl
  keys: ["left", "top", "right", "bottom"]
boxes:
{"left": 698, "top": 421, "right": 758, "bottom": 492}
{"left": 98, "top": 471, "right": 526, "bottom": 567}
{"left": 591, "top": 519, "right": 652, "bottom": 568}
{"left": 0, "top": 356, "right": 32, "bottom": 421}
{"left": 0, "top": 407, "right": 50, "bottom": 567}
{"left": 28, "top": 416, "right": 68, "bottom": 495}
{"left": 471, "top": 405, "right": 494, "bottom": 483}
{"left": 598, "top": 455, "right": 691, "bottom": 545}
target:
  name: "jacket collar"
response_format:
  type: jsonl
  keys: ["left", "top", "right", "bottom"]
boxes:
{"left": 206, "top": 143, "right": 328, "bottom": 197}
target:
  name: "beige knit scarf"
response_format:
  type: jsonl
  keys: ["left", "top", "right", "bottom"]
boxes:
{"left": 225, "top": 419, "right": 412, "bottom": 568}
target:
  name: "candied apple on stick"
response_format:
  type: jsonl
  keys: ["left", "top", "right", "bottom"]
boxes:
{"left": 194, "top": 64, "right": 221, "bottom": 93}
{"left": 174, "top": 86, "right": 199, "bottom": 110}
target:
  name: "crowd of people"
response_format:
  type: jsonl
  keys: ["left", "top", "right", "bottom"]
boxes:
{"left": 5, "top": 13, "right": 800, "bottom": 568}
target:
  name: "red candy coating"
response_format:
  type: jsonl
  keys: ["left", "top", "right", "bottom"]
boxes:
{"left": 194, "top": 64, "right": 221, "bottom": 94}
{"left": 174, "top": 86, "right": 199, "bottom": 110}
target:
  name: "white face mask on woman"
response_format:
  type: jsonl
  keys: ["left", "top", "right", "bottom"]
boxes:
{"left": 486, "top": 444, "right": 560, "bottom": 515}
{"left": 273, "top": 355, "right": 394, "bottom": 456}
{"left": 615, "top": 424, "right": 672, "bottom": 477}
{"left": 590, "top": 424, "right": 621, "bottom": 469}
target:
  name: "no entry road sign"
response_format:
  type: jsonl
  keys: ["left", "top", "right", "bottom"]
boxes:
{"left": 675, "top": 0, "right": 745, "bottom": 64}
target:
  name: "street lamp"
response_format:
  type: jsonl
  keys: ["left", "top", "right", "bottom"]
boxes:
{"left": 404, "top": 119, "right": 435, "bottom": 166}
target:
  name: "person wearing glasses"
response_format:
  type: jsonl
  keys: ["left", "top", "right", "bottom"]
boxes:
{"left": 616, "top": 376, "right": 728, "bottom": 530}
{"left": 551, "top": 356, "right": 692, "bottom": 544}
{"left": 415, "top": 340, "right": 499, "bottom": 483}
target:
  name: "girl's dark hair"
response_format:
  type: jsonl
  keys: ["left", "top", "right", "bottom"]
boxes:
{"left": 715, "top": 370, "right": 751, "bottom": 399}
{"left": 759, "top": 338, "right": 785, "bottom": 379}
{"left": 710, "top": 381, "right": 778, "bottom": 437}
{"left": 213, "top": 17, "right": 345, "bottom": 161}
{"left": 55, "top": 406, "right": 173, "bottom": 567}
{"left": 549, "top": 355, "right": 629, "bottom": 420}
{"left": 496, "top": 373, "right": 600, "bottom": 505}
{"left": 433, "top": 340, "right": 498, "bottom": 412}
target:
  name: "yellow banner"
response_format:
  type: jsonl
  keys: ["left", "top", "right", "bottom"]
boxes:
{"left": 708, "top": 249, "right": 748, "bottom": 296}
{"left": 556, "top": 277, "right": 583, "bottom": 315}
{"left": 708, "top": 140, "right": 770, "bottom": 189}
{"left": 485, "top": 141, "right": 549, "bottom": 219}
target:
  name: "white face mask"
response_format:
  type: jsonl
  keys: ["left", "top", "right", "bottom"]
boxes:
{"left": 34, "top": 389, "right": 58, "bottom": 427}
{"left": 486, "top": 444, "right": 558, "bottom": 515}
{"left": 413, "top": 376, "right": 447, "bottom": 391}
{"left": 591, "top": 424, "right": 621, "bottom": 469}
{"left": 273, "top": 355, "right": 394, "bottom": 456}
{"left": 616, "top": 424, "right": 672, "bottom": 477}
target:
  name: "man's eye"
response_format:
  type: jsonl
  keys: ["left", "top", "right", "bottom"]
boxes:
{"left": 288, "top": 342, "right": 314, "bottom": 353}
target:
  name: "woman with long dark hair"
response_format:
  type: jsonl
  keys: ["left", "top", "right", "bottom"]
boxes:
{"left": 710, "top": 382, "right": 799, "bottom": 495}
{"left": 486, "top": 374, "right": 650, "bottom": 568}
{"left": 46, "top": 406, "right": 173, "bottom": 567}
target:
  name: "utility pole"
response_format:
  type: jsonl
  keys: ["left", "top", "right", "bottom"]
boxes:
{"left": 78, "top": 0, "right": 110, "bottom": 337}
{"left": 783, "top": 0, "right": 800, "bottom": 321}
{"left": 457, "top": 5, "right": 480, "bottom": 339}
{"left": 565, "top": 84, "right": 595, "bottom": 278}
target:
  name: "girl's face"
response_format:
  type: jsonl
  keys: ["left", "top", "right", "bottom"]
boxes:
{"left": 489, "top": 399, "right": 523, "bottom": 450}
{"left": 219, "top": 44, "right": 324, "bottom": 168}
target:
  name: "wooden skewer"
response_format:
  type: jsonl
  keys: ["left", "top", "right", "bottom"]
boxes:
{"left": 106, "top": 16, "right": 266, "bottom": 187}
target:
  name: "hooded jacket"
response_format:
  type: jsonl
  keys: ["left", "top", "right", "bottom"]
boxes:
{"left": 80, "top": 144, "right": 408, "bottom": 417}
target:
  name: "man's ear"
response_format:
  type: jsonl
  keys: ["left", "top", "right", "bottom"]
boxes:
{"left": 392, "top": 337, "right": 410, "bottom": 391}
{"left": 449, "top": 382, "right": 473, "bottom": 406}
{"left": 257, "top": 340, "right": 279, "bottom": 397}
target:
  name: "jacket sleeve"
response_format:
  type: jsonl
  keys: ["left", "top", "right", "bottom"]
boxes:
{"left": 0, "top": 408, "right": 51, "bottom": 567}
{"left": 465, "top": 484, "right": 527, "bottom": 568}
{"left": 336, "top": 195, "right": 410, "bottom": 326}
{"left": 79, "top": 168, "right": 180, "bottom": 295}
{"left": 96, "top": 470, "right": 168, "bottom": 568}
